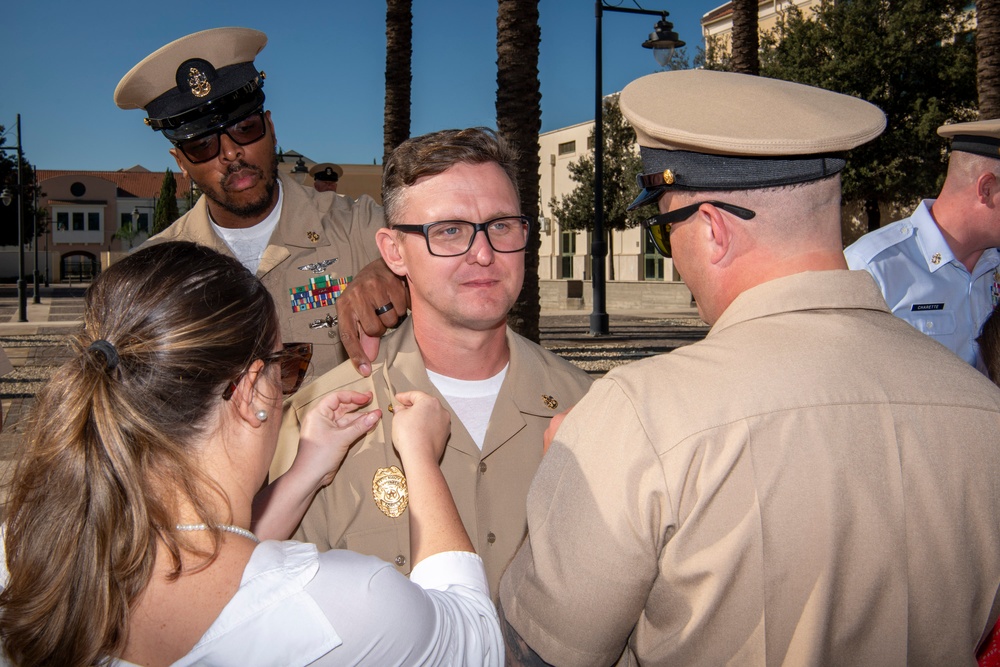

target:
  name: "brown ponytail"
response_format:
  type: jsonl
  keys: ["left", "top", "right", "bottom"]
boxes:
{"left": 0, "top": 242, "right": 278, "bottom": 666}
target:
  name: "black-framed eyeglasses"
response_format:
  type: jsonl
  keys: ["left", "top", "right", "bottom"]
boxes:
{"left": 222, "top": 342, "right": 313, "bottom": 400}
{"left": 392, "top": 216, "right": 531, "bottom": 257}
{"left": 173, "top": 109, "right": 268, "bottom": 164}
{"left": 642, "top": 201, "right": 756, "bottom": 258}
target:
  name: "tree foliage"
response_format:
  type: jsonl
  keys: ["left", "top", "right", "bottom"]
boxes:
{"left": 550, "top": 95, "right": 647, "bottom": 279}
{"left": 753, "top": 0, "right": 977, "bottom": 232}
{"left": 0, "top": 127, "right": 41, "bottom": 247}
{"left": 152, "top": 168, "right": 180, "bottom": 235}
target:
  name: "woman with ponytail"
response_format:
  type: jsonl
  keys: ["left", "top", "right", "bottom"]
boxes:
{"left": 0, "top": 242, "right": 501, "bottom": 666}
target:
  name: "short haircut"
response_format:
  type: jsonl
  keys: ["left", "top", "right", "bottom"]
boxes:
{"left": 382, "top": 127, "right": 519, "bottom": 226}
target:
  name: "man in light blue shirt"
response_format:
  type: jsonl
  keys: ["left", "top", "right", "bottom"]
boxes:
{"left": 845, "top": 119, "right": 1000, "bottom": 372}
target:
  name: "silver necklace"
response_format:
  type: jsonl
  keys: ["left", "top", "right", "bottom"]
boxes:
{"left": 175, "top": 523, "right": 260, "bottom": 544}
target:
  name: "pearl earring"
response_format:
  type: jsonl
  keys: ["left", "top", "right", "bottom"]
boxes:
{"left": 256, "top": 409, "right": 268, "bottom": 422}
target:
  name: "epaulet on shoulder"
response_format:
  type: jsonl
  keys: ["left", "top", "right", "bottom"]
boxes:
{"left": 511, "top": 330, "right": 592, "bottom": 383}
{"left": 846, "top": 221, "right": 914, "bottom": 264}
{"left": 290, "top": 361, "right": 369, "bottom": 412}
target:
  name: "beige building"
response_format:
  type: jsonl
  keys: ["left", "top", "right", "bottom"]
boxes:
{"left": 702, "top": 0, "right": 822, "bottom": 55}
{"left": 537, "top": 120, "right": 677, "bottom": 286}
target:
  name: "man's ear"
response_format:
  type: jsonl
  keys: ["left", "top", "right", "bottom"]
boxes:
{"left": 230, "top": 359, "right": 269, "bottom": 428}
{"left": 977, "top": 171, "right": 998, "bottom": 204}
{"left": 703, "top": 203, "right": 733, "bottom": 266}
{"left": 376, "top": 228, "right": 408, "bottom": 278}
{"left": 169, "top": 148, "right": 189, "bottom": 179}
{"left": 264, "top": 110, "right": 277, "bottom": 147}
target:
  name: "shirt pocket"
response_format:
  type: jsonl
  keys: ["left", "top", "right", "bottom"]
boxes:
{"left": 902, "top": 310, "right": 957, "bottom": 337}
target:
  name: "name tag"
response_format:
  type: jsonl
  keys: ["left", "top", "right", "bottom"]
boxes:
{"left": 911, "top": 303, "right": 945, "bottom": 311}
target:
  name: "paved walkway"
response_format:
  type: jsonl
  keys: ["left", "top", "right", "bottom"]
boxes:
{"left": 0, "top": 284, "right": 709, "bottom": 464}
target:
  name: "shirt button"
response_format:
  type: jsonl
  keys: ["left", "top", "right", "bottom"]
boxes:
{"left": 487, "top": 532, "right": 496, "bottom": 544}
{"left": 926, "top": 321, "right": 934, "bottom": 330}
{"left": 479, "top": 461, "right": 488, "bottom": 473}
{"left": 394, "top": 554, "right": 406, "bottom": 566}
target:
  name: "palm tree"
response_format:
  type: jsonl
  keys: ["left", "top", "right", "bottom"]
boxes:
{"left": 731, "top": 0, "right": 760, "bottom": 75}
{"left": 496, "top": 0, "right": 542, "bottom": 342}
{"left": 383, "top": 0, "right": 413, "bottom": 163}
{"left": 978, "top": 0, "right": 1000, "bottom": 118}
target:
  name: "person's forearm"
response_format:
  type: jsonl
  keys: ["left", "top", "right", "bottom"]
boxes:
{"left": 404, "top": 456, "right": 474, "bottom": 564}
{"left": 250, "top": 466, "right": 331, "bottom": 541}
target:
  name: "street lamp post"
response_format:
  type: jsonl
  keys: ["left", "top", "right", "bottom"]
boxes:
{"left": 0, "top": 114, "right": 28, "bottom": 322}
{"left": 591, "top": 2, "right": 682, "bottom": 336}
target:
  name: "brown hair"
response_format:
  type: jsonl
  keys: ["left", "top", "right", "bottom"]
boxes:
{"left": 0, "top": 242, "right": 278, "bottom": 666}
{"left": 382, "top": 127, "right": 519, "bottom": 226}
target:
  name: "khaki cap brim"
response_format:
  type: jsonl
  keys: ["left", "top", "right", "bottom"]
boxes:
{"left": 114, "top": 27, "right": 267, "bottom": 111}
{"left": 621, "top": 69, "right": 886, "bottom": 156}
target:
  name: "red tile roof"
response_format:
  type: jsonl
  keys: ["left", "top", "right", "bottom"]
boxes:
{"left": 37, "top": 168, "right": 193, "bottom": 199}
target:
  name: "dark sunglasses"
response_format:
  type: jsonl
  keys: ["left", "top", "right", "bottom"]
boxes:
{"left": 222, "top": 342, "right": 313, "bottom": 400}
{"left": 642, "top": 200, "right": 756, "bottom": 257}
{"left": 173, "top": 110, "right": 268, "bottom": 164}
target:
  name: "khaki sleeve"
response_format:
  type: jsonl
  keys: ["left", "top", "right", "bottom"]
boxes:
{"left": 350, "top": 195, "right": 385, "bottom": 266}
{"left": 270, "top": 400, "right": 304, "bottom": 480}
{"left": 499, "top": 378, "right": 670, "bottom": 667}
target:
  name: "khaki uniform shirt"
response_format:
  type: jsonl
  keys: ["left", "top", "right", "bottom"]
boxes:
{"left": 273, "top": 317, "right": 593, "bottom": 596}
{"left": 146, "top": 172, "right": 383, "bottom": 376}
{"left": 501, "top": 270, "right": 1000, "bottom": 666}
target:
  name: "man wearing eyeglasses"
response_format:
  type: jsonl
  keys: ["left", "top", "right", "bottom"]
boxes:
{"left": 114, "top": 27, "right": 406, "bottom": 379}
{"left": 270, "top": 127, "right": 593, "bottom": 598}
{"left": 499, "top": 70, "right": 1000, "bottom": 666}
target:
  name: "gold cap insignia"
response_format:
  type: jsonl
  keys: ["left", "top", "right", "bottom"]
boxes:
{"left": 663, "top": 169, "right": 675, "bottom": 185}
{"left": 931, "top": 252, "right": 942, "bottom": 265}
{"left": 373, "top": 466, "right": 408, "bottom": 518}
{"left": 542, "top": 395, "right": 558, "bottom": 410}
{"left": 307, "top": 231, "right": 320, "bottom": 243}
{"left": 187, "top": 67, "right": 212, "bottom": 98}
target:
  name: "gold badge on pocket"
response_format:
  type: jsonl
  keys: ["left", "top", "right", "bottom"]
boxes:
{"left": 373, "top": 466, "right": 408, "bottom": 518}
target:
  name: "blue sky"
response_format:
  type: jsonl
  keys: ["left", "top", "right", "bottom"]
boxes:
{"left": 1, "top": 0, "right": 722, "bottom": 172}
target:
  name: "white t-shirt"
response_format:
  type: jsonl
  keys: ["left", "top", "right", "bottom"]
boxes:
{"left": 427, "top": 364, "right": 508, "bottom": 449}
{"left": 210, "top": 181, "right": 283, "bottom": 275}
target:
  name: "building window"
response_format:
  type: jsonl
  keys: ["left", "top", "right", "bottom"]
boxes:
{"left": 121, "top": 212, "right": 148, "bottom": 232}
{"left": 587, "top": 136, "right": 595, "bottom": 151}
{"left": 558, "top": 141, "right": 576, "bottom": 156}
{"left": 643, "top": 231, "right": 664, "bottom": 281}
{"left": 559, "top": 231, "right": 576, "bottom": 279}
{"left": 53, "top": 205, "right": 105, "bottom": 243}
